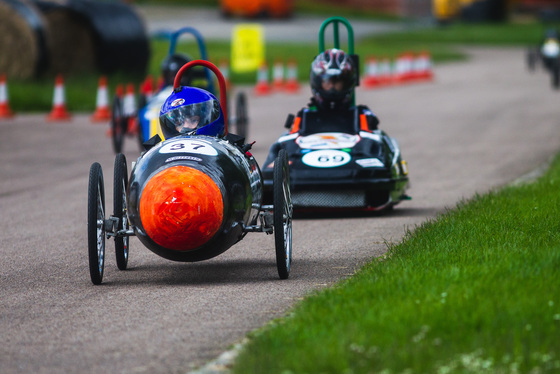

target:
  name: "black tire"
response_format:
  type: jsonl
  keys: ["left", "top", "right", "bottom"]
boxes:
{"left": 527, "top": 49, "right": 537, "bottom": 72}
{"left": 273, "top": 149, "right": 293, "bottom": 279}
{"left": 235, "top": 92, "right": 248, "bottom": 139}
{"left": 137, "top": 117, "right": 145, "bottom": 152}
{"left": 137, "top": 95, "right": 147, "bottom": 149}
{"left": 138, "top": 94, "right": 147, "bottom": 110}
{"left": 111, "top": 96, "right": 125, "bottom": 154}
{"left": 113, "top": 153, "right": 129, "bottom": 270}
{"left": 553, "top": 61, "right": 560, "bottom": 89}
{"left": 88, "top": 162, "right": 106, "bottom": 285}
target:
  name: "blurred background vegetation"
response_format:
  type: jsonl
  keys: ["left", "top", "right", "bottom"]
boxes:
{"left": 1, "top": 0, "right": 559, "bottom": 112}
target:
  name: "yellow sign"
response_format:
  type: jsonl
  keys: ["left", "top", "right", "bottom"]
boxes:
{"left": 231, "top": 24, "right": 265, "bottom": 73}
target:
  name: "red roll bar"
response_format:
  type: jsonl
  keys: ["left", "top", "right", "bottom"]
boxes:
{"left": 173, "top": 60, "right": 228, "bottom": 134}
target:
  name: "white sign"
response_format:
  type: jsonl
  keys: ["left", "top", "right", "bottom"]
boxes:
{"left": 356, "top": 158, "right": 384, "bottom": 168}
{"left": 296, "top": 133, "right": 359, "bottom": 150}
{"left": 301, "top": 150, "right": 351, "bottom": 168}
{"left": 159, "top": 139, "right": 218, "bottom": 156}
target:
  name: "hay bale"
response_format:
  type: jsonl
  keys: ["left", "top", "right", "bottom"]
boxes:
{"left": 33, "top": 0, "right": 149, "bottom": 75}
{"left": 63, "top": 0, "right": 150, "bottom": 74}
{"left": 0, "top": 0, "right": 49, "bottom": 79}
{"left": 35, "top": 1, "right": 96, "bottom": 75}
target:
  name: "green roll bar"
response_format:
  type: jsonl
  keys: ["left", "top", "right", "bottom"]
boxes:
{"left": 318, "top": 17, "right": 360, "bottom": 105}
{"left": 318, "top": 16, "right": 355, "bottom": 55}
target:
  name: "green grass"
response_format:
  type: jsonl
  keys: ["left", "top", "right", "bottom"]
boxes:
{"left": 232, "top": 155, "right": 560, "bottom": 374}
{"left": 367, "top": 21, "right": 559, "bottom": 46}
{"left": 134, "top": 0, "right": 400, "bottom": 20}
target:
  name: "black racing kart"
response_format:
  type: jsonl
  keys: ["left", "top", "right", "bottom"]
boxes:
{"left": 527, "top": 29, "right": 560, "bottom": 89}
{"left": 262, "top": 106, "right": 409, "bottom": 213}
{"left": 262, "top": 17, "right": 410, "bottom": 213}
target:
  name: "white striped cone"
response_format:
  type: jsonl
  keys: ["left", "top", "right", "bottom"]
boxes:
{"left": 0, "top": 74, "right": 14, "bottom": 119}
{"left": 272, "top": 60, "right": 285, "bottom": 91}
{"left": 378, "top": 58, "right": 393, "bottom": 85}
{"left": 123, "top": 83, "right": 137, "bottom": 117}
{"left": 284, "top": 59, "right": 300, "bottom": 93}
{"left": 47, "top": 75, "right": 71, "bottom": 121}
{"left": 91, "top": 76, "right": 111, "bottom": 122}
{"left": 254, "top": 63, "right": 271, "bottom": 95}
{"left": 363, "top": 57, "right": 380, "bottom": 89}
{"left": 413, "top": 52, "right": 434, "bottom": 81}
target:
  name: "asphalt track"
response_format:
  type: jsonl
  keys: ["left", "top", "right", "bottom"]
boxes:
{"left": 1, "top": 47, "right": 560, "bottom": 374}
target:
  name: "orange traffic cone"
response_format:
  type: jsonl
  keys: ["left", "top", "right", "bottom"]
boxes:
{"left": 413, "top": 51, "right": 434, "bottom": 81}
{"left": 272, "top": 59, "right": 285, "bottom": 91}
{"left": 254, "top": 63, "right": 271, "bottom": 96}
{"left": 123, "top": 83, "right": 137, "bottom": 135}
{"left": 141, "top": 75, "right": 154, "bottom": 102}
{"left": 156, "top": 76, "right": 164, "bottom": 91}
{"left": 363, "top": 57, "right": 380, "bottom": 89}
{"left": 0, "top": 74, "right": 14, "bottom": 119}
{"left": 392, "top": 52, "right": 414, "bottom": 84}
{"left": 284, "top": 59, "right": 300, "bottom": 93}
{"left": 114, "top": 84, "right": 124, "bottom": 102}
{"left": 123, "top": 83, "right": 136, "bottom": 117}
{"left": 47, "top": 74, "right": 71, "bottom": 121}
{"left": 378, "top": 58, "right": 393, "bottom": 86}
{"left": 91, "top": 76, "right": 111, "bottom": 122}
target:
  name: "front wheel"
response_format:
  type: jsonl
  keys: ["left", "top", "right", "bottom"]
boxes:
{"left": 88, "top": 162, "right": 106, "bottom": 285}
{"left": 273, "top": 149, "right": 292, "bottom": 279}
{"left": 552, "top": 60, "right": 560, "bottom": 89}
{"left": 113, "top": 153, "right": 129, "bottom": 270}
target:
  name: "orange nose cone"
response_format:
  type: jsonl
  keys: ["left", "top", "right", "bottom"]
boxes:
{"left": 139, "top": 166, "right": 224, "bottom": 251}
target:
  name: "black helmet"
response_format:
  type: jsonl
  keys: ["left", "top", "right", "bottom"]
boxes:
{"left": 310, "top": 48, "right": 357, "bottom": 110}
{"left": 545, "top": 28, "right": 559, "bottom": 40}
{"left": 160, "top": 54, "right": 192, "bottom": 87}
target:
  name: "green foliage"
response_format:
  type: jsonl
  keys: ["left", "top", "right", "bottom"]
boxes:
{"left": 296, "top": 0, "right": 400, "bottom": 21}
{"left": 367, "top": 21, "right": 560, "bottom": 46}
{"left": 232, "top": 155, "right": 560, "bottom": 373}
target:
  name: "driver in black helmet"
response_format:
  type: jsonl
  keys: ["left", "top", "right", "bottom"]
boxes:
{"left": 160, "top": 54, "right": 195, "bottom": 89}
{"left": 286, "top": 48, "right": 379, "bottom": 135}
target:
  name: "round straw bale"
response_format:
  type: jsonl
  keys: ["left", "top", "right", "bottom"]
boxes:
{"left": 40, "top": 6, "right": 96, "bottom": 75}
{"left": 0, "top": 0, "right": 50, "bottom": 78}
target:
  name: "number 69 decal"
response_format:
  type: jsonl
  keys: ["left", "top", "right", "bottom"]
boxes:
{"left": 160, "top": 139, "right": 218, "bottom": 156}
{"left": 302, "top": 150, "right": 351, "bottom": 168}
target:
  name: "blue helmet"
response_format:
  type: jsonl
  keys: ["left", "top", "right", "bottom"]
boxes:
{"left": 159, "top": 86, "right": 225, "bottom": 139}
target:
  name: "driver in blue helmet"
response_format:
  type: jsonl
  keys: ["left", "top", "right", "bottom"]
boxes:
{"left": 159, "top": 86, "right": 225, "bottom": 139}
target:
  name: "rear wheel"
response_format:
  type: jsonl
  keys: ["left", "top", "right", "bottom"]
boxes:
{"left": 113, "top": 153, "right": 129, "bottom": 270}
{"left": 527, "top": 48, "right": 537, "bottom": 72}
{"left": 111, "top": 97, "right": 125, "bottom": 154}
{"left": 273, "top": 149, "right": 292, "bottom": 279}
{"left": 235, "top": 92, "right": 248, "bottom": 139}
{"left": 137, "top": 117, "right": 145, "bottom": 151}
{"left": 88, "top": 163, "right": 106, "bottom": 285}
{"left": 552, "top": 60, "right": 560, "bottom": 89}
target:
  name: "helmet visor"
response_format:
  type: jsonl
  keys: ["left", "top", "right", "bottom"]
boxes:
{"left": 162, "top": 99, "right": 220, "bottom": 134}
{"left": 319, "top": 69, "right": 354, "bottom": 93}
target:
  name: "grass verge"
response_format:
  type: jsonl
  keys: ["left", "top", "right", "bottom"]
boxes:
{"left": 231, "top": 156, "right": 560, "bottom": 374}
